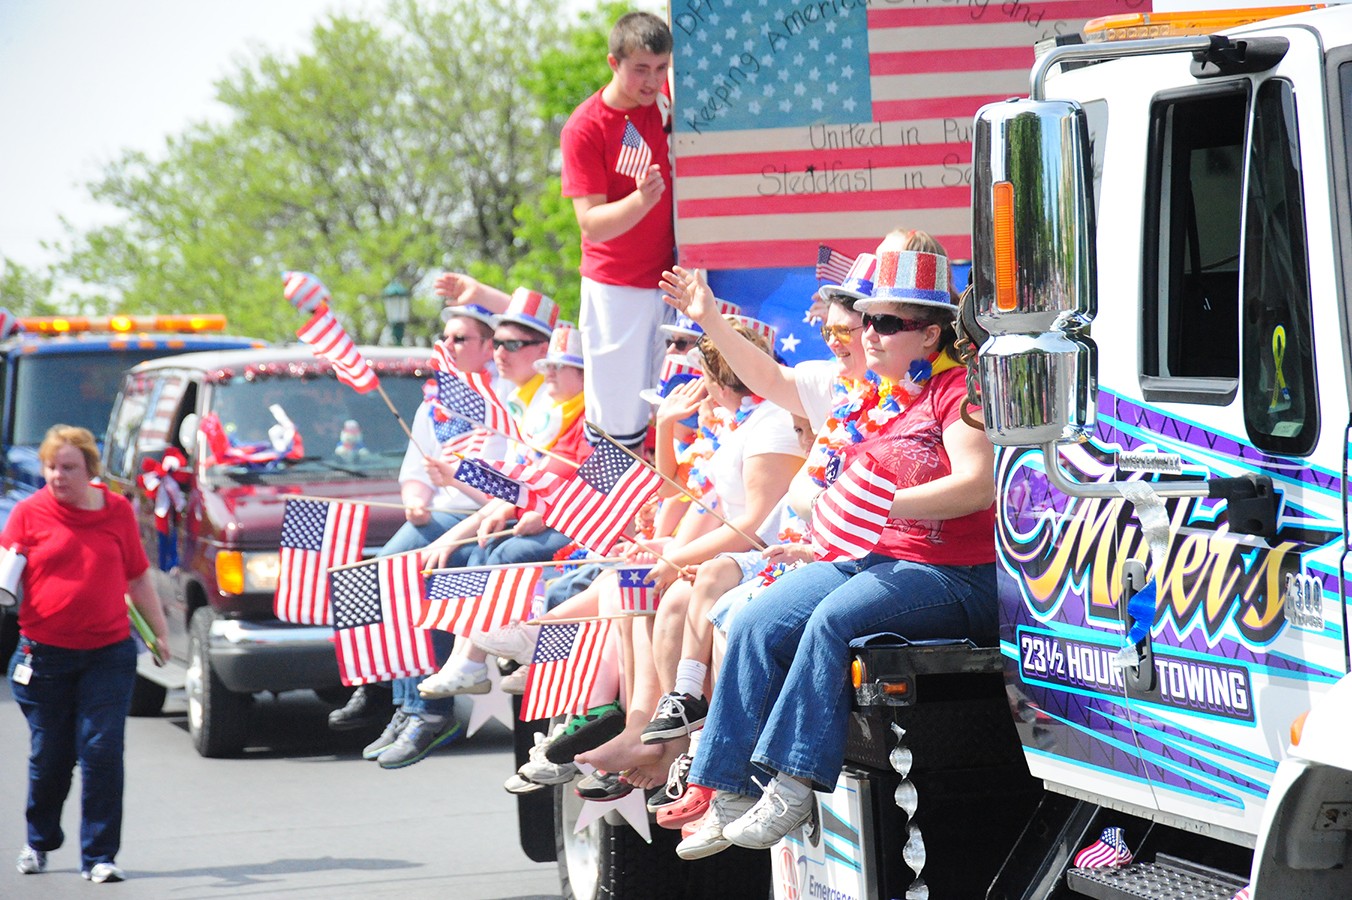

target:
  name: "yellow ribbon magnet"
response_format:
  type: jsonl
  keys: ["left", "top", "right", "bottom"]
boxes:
{"left": 1269, "top": 325, "right": 1291, "bottom": 413}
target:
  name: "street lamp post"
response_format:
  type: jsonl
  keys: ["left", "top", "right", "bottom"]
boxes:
{"left": 382, "top": 281, "right": 411, "bottom": 346}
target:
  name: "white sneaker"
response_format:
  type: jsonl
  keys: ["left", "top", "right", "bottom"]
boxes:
{"left": 473, "top": 622, "right": 540, "bottom": 665}
{"left": 503, "top": 772, "right": 547, "bottom": 794}
{"left": 675, "top": 790, "right": 756, "bottom": 860}
{"left": 418, "top": 661, "right": 490, "bottom": 697}
{"left": 16, "top": 845, "right": 46, "bottom": 875}
{"left": 500, "top": 666, "right": 528, "bottom": 695}
{"left": 83, "top": 862, "right": 125, "bottom": 883}
{"left": 723, "top": 775, "right": 815, "bottom": 849}
{"left": 517, "top": 723, "right": 578, "bottom": 786}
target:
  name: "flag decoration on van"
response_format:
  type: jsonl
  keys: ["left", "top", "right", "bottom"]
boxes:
{"left": 615, "top": 118, "right": 652, "bottom": 180}
{"left": 521, "top": 620, "right": 612, "bottom": 721}
{"left": 329, "top": 554, "right": 437, "bottom": 686}
{"left": 296, "top": 303, "right": 380, "bottom": 394}
{"left": 416, "top": 566, "right": 541, "bottom": 637}
{"left": 809, "top": 452, "right": 896, "bottom": 562}
{"left": 275, "top": 498, "right": 369, "bottom": 625}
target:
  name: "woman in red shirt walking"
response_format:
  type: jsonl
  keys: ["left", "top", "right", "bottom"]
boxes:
{"left": 5, "top": 425, "right": 169, "bottom": 884}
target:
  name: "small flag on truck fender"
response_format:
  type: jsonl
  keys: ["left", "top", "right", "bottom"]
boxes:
{"left": 1072, "top": 826, "right": 1133, "bottom": 869}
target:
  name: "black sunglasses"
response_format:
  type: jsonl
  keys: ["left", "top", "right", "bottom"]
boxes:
{"left": 666, "top": 336, "right": 696, "bottom": 352}
{"left": 447, "top": 334, "right": 482, "bottom": 345}
{"left": 493, "top": 338, "right": 548, "bottom": 352}
{"left": 862, "top": 313, "right": 930, "bottom": 336}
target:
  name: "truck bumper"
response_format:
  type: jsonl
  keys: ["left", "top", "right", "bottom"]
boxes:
{"left": 207, "top": 619, "right": 340, "bottom": 694}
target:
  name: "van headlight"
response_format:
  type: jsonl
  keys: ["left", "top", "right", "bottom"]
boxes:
{"left": 216, "top": 551, "right": 281, "bottom": 595}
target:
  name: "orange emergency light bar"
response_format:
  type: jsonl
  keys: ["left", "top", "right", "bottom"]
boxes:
{"left": 1083, "top": 6, "right": 1323, "bottom": 42}
{"left": 19, "top": 314, "right": 228, "bottom": 335}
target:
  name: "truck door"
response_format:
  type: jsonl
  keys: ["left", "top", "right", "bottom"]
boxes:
{"left": 1120, "top": 26, "right": 1347, "bottom": 841}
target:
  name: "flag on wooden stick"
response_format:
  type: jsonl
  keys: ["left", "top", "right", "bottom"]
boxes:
{"left": 615, "top": 118, "right": 653, "bottom": 180}
{"left": 329, "top": 554, "right": 437, "bottom": 686}
{"left": 275, "top": 499, "right": 368, "bottom": 625}
{"left": 544, "top": 437, "right": 662, "bottom": 554}
{"left": 296, "top": 303, "right": 379, "bottom": 393}
{"left": 521, "top": 620, "right": 613, "bottom": 720}
{"left": 418, "top": 566, "right": 542, "bottom": 637}
{"left": 616, "top": 565, "right": 660, "bottom": 614}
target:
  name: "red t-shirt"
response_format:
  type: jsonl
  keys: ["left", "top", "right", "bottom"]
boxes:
{"left": 2, "top": 484, "right": 150, "bottom": 649}
{"left": 560, "top": 89, "right": 675, "bottom": 289}
{"left": 839, "top": 368, "right": 996, "bottom": 566}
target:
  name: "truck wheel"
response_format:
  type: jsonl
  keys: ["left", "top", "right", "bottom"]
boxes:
{"left": 128, "top": 675, "right": 167, "bottom": 717}
{"left": 185, "top": 607, "right": 250, "bottom": 757}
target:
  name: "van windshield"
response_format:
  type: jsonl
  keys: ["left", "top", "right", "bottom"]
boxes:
{"left": 11, "top": 351, "right": 178, "bottom": 447}
{"left": 206, "top": 371, "right": 424, "bottom": 477}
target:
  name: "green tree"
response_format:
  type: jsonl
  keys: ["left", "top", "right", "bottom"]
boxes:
{"left": 60, "top": 0, "right": 574, "bottom": 342}
{"left": 0, "top": 258, "right": 59, "bottom": 316}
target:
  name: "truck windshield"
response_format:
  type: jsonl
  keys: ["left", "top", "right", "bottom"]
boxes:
{"left": 207, "top": 372, "right": 423, "bottom": 475}
{"left": 11, "top": 351, "right": 174, "bottom": 447}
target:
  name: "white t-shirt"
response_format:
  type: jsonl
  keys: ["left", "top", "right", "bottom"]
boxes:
{"left": 705, "top": 402, "right": 805, "bottom": 520}
{"left": 793, "top": 358, "right": 842, "bottom": 433}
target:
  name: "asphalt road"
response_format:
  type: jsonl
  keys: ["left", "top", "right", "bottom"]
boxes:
{"left": 0, "top": 680, "right": 563, "bottom": 899}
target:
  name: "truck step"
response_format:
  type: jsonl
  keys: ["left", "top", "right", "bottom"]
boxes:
{"left": 1066, "top": 853, "right": 1247, "bottom": 900}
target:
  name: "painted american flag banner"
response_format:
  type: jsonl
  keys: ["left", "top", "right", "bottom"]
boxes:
{"left": 616, "top": 118, "right": 654, "bottom": 179}
{"left": 521, "top": 620, "right": 613, "bottom": 721}
{"left": 671, "top": 0, "right": 1133, "bottom": 269}
{"left": 329, "top": 554, "right": 437, "bottom": 686}
{"left": 275, "top": 498, "right": 369, "bottom": 625}
{"left": 417, "top": 566, "right": 542, "bottom": 637}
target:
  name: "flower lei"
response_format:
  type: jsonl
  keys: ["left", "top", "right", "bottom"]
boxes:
{"left": 805, "top": 351, "right": 961, "bottom": 487}
{"left": 680, "top": 394, "right": 763, "bottom": 501}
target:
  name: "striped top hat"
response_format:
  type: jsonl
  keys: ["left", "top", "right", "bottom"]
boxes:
{"left": 855, "top": 246, "right": 954, "bottom": 313}
{"left": 640, "top": 351, "right": 704, "bottom": 416}
{"left": 440, "top": 303, "right": 499, "bottom": 329}
{"left": 729, "top": 315, "right": 778, "bottom": 349}
{"left": 660, "top": 298, "right": 742, "bottom": 339}
{"left": 499, "top": 287, "right": 559, "bottom": 338}
{"left": 534, "top": 321, "right": 584, "bottom": 371}
{"left": 819, "top": 253, "right": 879, "bottom": 302}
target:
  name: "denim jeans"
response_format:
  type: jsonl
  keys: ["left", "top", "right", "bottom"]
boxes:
{"left": 465, "top": 526, "right": 571, "bottom": 568}
{"left": 689, "top": 556, "right": 997, "bottom": 794}
{"left": 382, "top": 512, "right": 473, "bottom": 719}
{"left": 544, "top": 563, "right": 604, "bottom": 612}
{"left": 9, "top": 637, "right": 137, "bottom": 869}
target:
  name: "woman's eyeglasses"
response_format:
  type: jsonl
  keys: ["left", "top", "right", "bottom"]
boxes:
{"left": 820, "top": 323, "right": 864, "bottom": 344}
{"left": 666, "top": 336, "right": 696, "bottom": 352}
{"left": 492, "top": 338, "right": 548, "bottom": 352}
{"left": 862, "top": 313, "right": 930, "bottom": 336}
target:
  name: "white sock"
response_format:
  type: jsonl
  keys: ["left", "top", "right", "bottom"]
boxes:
{"left": 689, "top": 728, "right": 702, "bottom": 757}
{"left": 673, "top": 659, "right": 708, "bottom": 699}
{"left": 445, "top": 657, "right": 486, "bottom": 676}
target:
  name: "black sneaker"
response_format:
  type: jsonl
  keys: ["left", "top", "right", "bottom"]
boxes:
{"left": 648, "top": 752, "right": 693, "bottom": 813}
{"left": 640, "top": 692, "right": 708, "bottom": 744}
{"left": 575, "top": 770, "right": 633, "bottom": 802}
{"left": 543, "top": 702, "right": 626, "bottom": 764}
{"left": 328, "top": 684, "right": 395, "bottom": 731}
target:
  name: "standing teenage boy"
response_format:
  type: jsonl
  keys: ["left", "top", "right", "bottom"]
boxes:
{"left": 561, "top": 10, "right": 675, "bottom": 450}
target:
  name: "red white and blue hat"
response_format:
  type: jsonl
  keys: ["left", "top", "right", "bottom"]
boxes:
{"left": 819, "top": 253, "right": 879, "bottom": 302}
{"left": 0, "top": 308, "right": 21, "bottom": 340}
{"left": 440, "top": 303, "right": 499, "bottom": 329}
{"left": 660, "top": 299, "right": 742, "bottom": 339}
{"left": 640, "top": 352, "right": 704, "bottom": 408}
{"left": 534, "top": 321, "right": 584, "bottom": 371}
{"left": 499, "top": 287, "right": 559, "bottom": 338}
{"left": 855, "top": 249, "right": 954, "bottom": 313}
{"left": 729, "top": 314, "right": 777, "bottom": 348}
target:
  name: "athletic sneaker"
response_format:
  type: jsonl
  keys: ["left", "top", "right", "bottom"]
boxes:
{"left": 377, "top": 715, "right": 464, "bottom": 769}
{"left": 649, "top": 752, "right": 692, "bottom": 813}
{"left": 499, "top": 666, "right": 528, "bottom": 695}
{"left": 640, "top": 692, "right": 708, "bottom": 744}
{"left": 83, "top": 862, "right": 125, "bottom": 883}
{"left": 473, "top": 622, "right": 540, "bottom": 665}
{"left": 574, "top": 770, "right": 633, "bottom": 802}
{"left": 544, "top": 701, "right": 625, "bottom": 764}
{"left": 16, "top": 845, "right": 46, "bottom": 875}
{"left": 517, "top": 724, "right": 580, "bottom": 786}
{"left": 503, "top": 772, "right": 548, "bottom": 794}
{"left": 417, "top": 661, "right": 490, "bottom": 698}
{"left": 723, "top": 775, "right": 815, "bottom": 849}
{"left": 675, "top": 790, "right": 757, "bottom": 860}
{"left": 362, "top": 710, "right": 409, "bottom": 760}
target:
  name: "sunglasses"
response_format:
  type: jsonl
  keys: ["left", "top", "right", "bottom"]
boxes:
{"left": 666, "top": 336, "right": 696, "bottom": 352}
{"left": 446, "top": 334, "right": 482, "bottom": 345}
{"left": 492, "top": 338, "right": 548, "bottom": 352}
{"left": 820, "top": 323, "right": 864, "bottom": 344}
{"left": 862, "top": 313, "right": 930, "bottom": 336}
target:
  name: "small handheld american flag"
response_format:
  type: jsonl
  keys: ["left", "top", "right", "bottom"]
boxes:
{"left": 815, "top": 245, "right": 855, "bottom": 285}
{"left": 615, "top": 119, "right": 653, "bottom": 180}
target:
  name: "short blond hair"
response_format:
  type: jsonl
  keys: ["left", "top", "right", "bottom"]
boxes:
{"left": 698, "top": 320, "right": 772, "bottom": 394}
{"left": 39, "top": 425, "right": 100, "bottom": 477}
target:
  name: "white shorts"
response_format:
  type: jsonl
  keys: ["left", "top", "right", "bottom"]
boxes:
{"left": 579, "top": 278, "right": 673, "bottom": 447}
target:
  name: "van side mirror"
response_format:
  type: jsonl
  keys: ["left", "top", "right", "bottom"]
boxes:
{"left": 971, "top": 98, "right": 1097, "bottom": 447}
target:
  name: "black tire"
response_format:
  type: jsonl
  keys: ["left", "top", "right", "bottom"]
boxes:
{"left": 185, "top": 607, "right": 250, "bottom": 757}
{"left": 552, "top": 781, "right": 770, "bottom": 900}
{"left": 128, "top": 674, "right": 167, "bottom": 717}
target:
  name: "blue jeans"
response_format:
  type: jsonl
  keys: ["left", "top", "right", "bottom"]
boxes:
{"left": 382, "top": 512, "right": 473, "bottom": 719}
{"left": 544, "top": 564, "right": 604, "bottom": 612}
{"left": 465, "top": 526, "right": 571, "bottom": 568}
{"left": 689, "top": 556, "right": 997, "bottom": 794}
{"left": 9, "top": 637, "right": 137, "bottom": 869}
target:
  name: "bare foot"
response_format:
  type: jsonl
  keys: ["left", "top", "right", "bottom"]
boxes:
{"left": 626, "top": 737, "right": 688, "bottom": 790}
{"left": 576, "top": 723, "right": 664, "bottom": 774}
